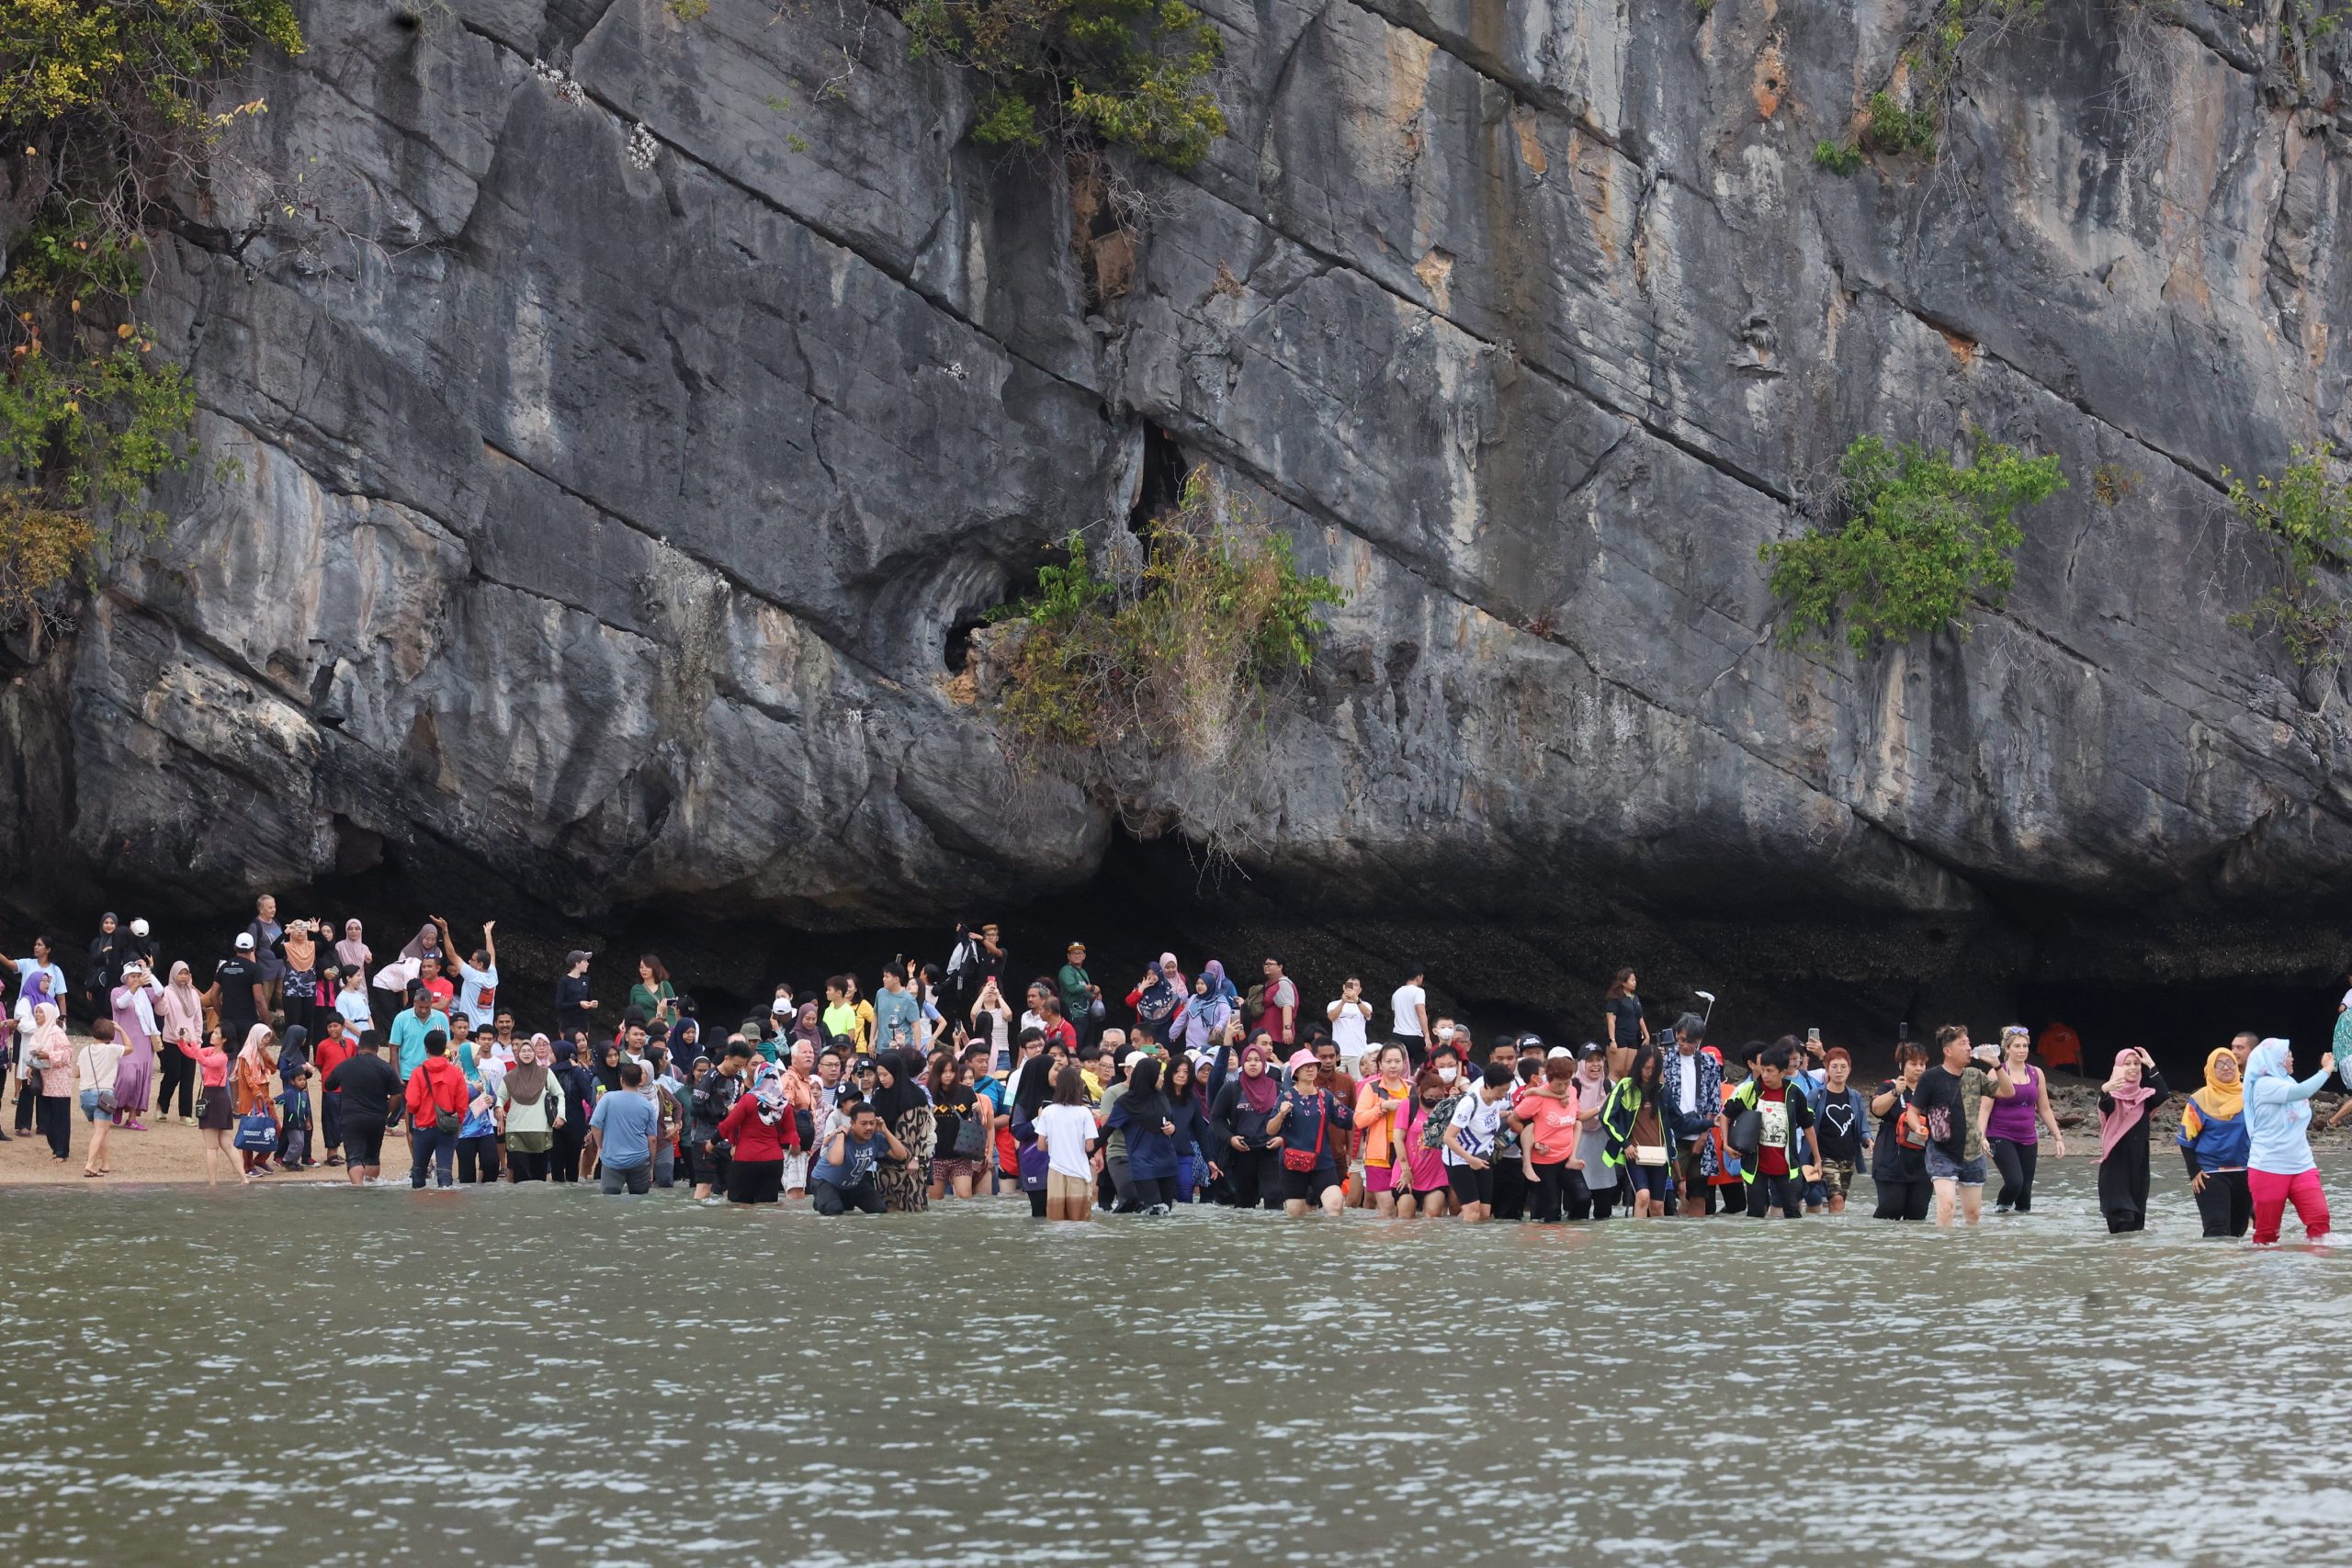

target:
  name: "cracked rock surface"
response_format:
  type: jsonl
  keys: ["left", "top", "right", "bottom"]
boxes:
{"left": 3, "top": 0, "right": 2350, "bottom": 1021}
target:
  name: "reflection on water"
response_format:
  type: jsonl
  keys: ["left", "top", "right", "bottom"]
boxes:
{"left": 2, "top": 1159, "right": 2347, "bottom": 1567}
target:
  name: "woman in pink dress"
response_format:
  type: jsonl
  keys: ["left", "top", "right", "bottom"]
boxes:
{"left": 107, "top": 959, "right": 164, "bottom": 1131}
{"left": 155, "top": 962, "right": 206, "bottom": 1123}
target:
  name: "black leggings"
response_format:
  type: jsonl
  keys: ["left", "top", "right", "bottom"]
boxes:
{"left": 1129, "top": 1175, "right": 1175, "bottom": 1209}
{"left": 1988, "top": 1137, "right": 2040, "bottom": 1212}
{"left": 508, "top": 1147, "right": 551, "bottom": 1183}
{"left": 550, "top": 1122, "right": 585, "bottom": 1183}
{"left": 37, "top": 1093, "right": 71, "bottom": 1159}
{"left": 1872, "top": 1177, "right": 1931, "bottom": 1221}
{"left": 1566, "top": 1169, "right": 1618, "bottom": 1221}
{"left": 157, "top": 1045, "right": 196, "bottom": 1119}
{"left": 1529, "top": 1162, "right": 1571, "bottom": 1222}
{"left": 1490, "top": 1160, "right": 1528, "bottom": 1221}
{"left": 1221, "top": 1147, "right": 1285, "bottom": 1211}
{"left": 2192, "top": 1168, "right": 2252, "bottom": 1237}
{"left": 457, "top": 1134, "right": 501, "bottom": 1183}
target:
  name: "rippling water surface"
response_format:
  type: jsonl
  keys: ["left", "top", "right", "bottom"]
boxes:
{"left": 3, "top": 1159, "right": 2347, "bottom": 1567}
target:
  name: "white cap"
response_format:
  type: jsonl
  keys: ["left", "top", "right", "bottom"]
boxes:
{"left": 121, "top": 962, "right": 144, "bottom": 979}
{"left": 1546, "top": 1045, "right": 1574, "bottom": 1059}
{"left": 771, "top": 998, "right": 794, "bottom": 1015}
{"left": 1123, "top": 1050, "right": 1149, "bottom": 1069}
{"left": 130, "top": 918, "right": 150, "bottom": 938}
{"left": 233, "top": 932, "right": 255, "bottom": 950}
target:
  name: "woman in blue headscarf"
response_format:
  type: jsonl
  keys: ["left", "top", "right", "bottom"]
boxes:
{"left": 2245, "top": 1037, "right": 2335, "bottom": 1245}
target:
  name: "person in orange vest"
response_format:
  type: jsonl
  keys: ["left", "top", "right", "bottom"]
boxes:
{"left": 2039, "top": 1022, "right": 2082, "bottom": 1074}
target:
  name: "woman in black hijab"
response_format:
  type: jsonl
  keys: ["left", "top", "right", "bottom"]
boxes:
{"left": 273, "top": 1024, "right": 311, "bottom": 1165}
{"left": 592, "top": 1040, "right": 625, "bottom": 1098}
{"left": 870, "top": 1049, "right": 933, "bottom": 1213}
{"left": 551, "top": 1040, "right": 597, "bottom": 1183}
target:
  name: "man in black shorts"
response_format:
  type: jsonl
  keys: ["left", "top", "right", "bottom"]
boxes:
{"left": 323, "top": 1032, "right": 399, "bottom": 1186}
{"left": 688, "top": 1040, "right": 751, "bottom": 1199}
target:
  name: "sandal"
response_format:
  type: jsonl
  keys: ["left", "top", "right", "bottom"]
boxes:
{"left": 82, "top": 1168, "right": 103, "bottom": 1178}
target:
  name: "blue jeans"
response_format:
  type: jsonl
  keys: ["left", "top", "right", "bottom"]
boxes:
{"left": 409, "top": 1123, "right": 456, "bottom": 1188}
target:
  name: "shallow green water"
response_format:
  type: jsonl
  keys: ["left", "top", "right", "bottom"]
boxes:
{"left": 1, "top": 1159, "right": 2346, "bottom": 1567}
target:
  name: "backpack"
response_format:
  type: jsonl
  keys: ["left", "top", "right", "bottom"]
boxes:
{"left": 1136, "top": 981, "right": 1178, "bottom": 1026}
{"left": 1418, "top": 1090, "right": 1468, "bottom": 1150}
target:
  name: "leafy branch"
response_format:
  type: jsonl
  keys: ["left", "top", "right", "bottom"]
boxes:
{"left": 1762, "top": 434, "right": 2066, "bottom": 654}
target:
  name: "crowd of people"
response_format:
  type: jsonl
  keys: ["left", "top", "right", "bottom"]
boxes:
{"left": 1, "top": 908, "right": 2341, "bottom": 1245}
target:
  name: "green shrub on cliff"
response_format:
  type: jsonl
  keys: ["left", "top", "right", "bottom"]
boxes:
{"left": 1762, "top": 434, "right": 2066, "bottom": 654}
{"left": 0, "top": 0, "right": 302, "bottom": 627}
{"left": 2225, "top": 445, "right": 2352, "bottom": 671}
{"left": 989, "top": 468, "right": 1344, "bottom": 759}
{"left": 901, "top": 0, "right": 1227, "bottom": 169}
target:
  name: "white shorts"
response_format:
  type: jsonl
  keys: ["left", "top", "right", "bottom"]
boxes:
{"left": 782, "top": 1153, "right": 809, "bottom": 1191}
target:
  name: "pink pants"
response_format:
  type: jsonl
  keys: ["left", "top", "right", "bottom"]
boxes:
{"left": 2248, "top": 1168, "right": 2331, "bottom": 1245}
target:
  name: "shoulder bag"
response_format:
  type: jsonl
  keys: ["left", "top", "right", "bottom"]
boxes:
{"left": 82, "top": 1046, "right": 117, "bottom": 1117}
{"left": 1281, "top": 1096, "right": 1325, "bottom": 1172}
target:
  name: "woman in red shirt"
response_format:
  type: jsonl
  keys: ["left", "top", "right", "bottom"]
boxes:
{"left": 717, "top": 1082, "right": 802, "bottom": 1205}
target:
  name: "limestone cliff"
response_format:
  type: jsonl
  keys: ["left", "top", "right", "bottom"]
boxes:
{"left": 4, "top": 0, "right": 2350, "bottom": 1027}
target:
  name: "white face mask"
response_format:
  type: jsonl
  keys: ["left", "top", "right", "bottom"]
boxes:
{"left": 1436, "top": 1026, "right": 1455, "bottom": 1041}
{"left": 1437, "top": 1066, "right": 1458, "bottom": 1084}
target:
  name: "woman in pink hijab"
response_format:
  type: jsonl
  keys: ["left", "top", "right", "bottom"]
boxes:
{"left": 2095, "top": 1046, "right": 2169, "bottom": 1234}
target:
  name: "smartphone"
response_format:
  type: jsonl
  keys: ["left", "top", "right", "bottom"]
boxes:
{"left": 1806, "top": 1028, "right": 1821, "bottom": 1044}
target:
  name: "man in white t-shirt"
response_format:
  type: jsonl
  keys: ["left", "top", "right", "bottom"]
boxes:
{"left": 1327, "top": 977, "right": 1373, "bottom": 1069}
{"left": 452, "top": 920, "right": 499, "bottom": 1029}
{"left": 1390, "top": 967, "right": 1430, "bottom": 1066}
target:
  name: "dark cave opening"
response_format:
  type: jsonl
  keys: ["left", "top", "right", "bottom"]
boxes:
{"left": 942, "top": 615, "right": 987, "bottom": 675}
{"left": 2015, "top": 977, "right": 2336, "bottom": 1083}
{"left": 1130, "top": 423, "right": 1187, "bottom": 535}
{"left": 22, "top": 827, "right": 2350, "bottom": 1087}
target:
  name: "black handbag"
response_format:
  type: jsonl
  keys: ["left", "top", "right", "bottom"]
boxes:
{"left": 1727, "top": 1107, "right": 1763, "bottom": 1158}
{"left": 952, "top": 1113, "right": 987, "bottom": 1159}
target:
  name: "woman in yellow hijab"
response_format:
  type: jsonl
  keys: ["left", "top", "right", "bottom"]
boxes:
{"left": 2177, "top": 1046, "right": 2250, "bottom": 1238}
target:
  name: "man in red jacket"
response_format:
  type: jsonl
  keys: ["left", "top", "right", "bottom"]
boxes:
{"left": 404, "top": 1031, "right": 468, "bottom": 1189}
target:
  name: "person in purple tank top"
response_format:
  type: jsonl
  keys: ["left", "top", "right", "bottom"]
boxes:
{"left": 1985, "top": 1025, "right": 2067, "bottom": 1213}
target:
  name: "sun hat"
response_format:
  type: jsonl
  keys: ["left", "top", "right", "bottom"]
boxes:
{"left": 1286, "top": 1048, "right": 1317, "bottom": 1072}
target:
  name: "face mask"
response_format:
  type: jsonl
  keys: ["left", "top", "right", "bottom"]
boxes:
{"left": 1437, "top": 1066, "right": 1458, "bottom": 1084}
{"left": 1436, "top": 1026, "right": 1456, "bottom": 1042}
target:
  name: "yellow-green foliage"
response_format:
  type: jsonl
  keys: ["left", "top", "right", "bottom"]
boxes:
{"left": 991, "top": 468, "right": 1344, "bottom": 759}
{"left": 0, "top": 0, "right": 302, "bottom": 622}
{"left": 2225, "top": 446, "right": 2352, "bottom": 671}
{"left": 903, "top": 0, "right": 1227, "bottom": 169}
{"left": 0, "top": 0, "right": 301, "bottom": 127}
{"left": 1762, "top": 435, "right": 2066, "bottom": 653}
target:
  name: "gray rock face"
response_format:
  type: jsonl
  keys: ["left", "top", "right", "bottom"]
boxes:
{"left": 4, "top": 0, "right": 2351, "bottom": 1025}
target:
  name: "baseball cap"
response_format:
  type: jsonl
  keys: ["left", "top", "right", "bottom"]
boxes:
{"left": 770, "top": 998, "right": 794, "bottom": 1015}
{"left": 565, "top": 949, "right": 592, "bottom": 966}
{"left": 1122, "top": 1050, "right": 1148, "bottom": 1069}
{"left": 1545, "top": 1044, "right": 1574, "bottom": 1059}
{"left": 130, "top": 918, "right": 150, "bottom": 937}
{"left": 233, "top": 932, "right": 255, "bottom": 950}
